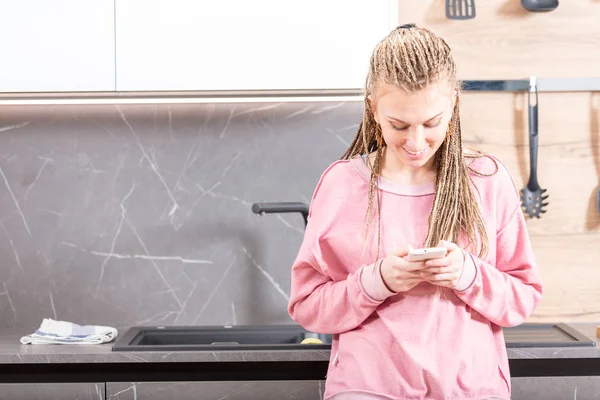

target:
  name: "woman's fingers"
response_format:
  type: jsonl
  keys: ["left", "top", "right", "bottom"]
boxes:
{"left": 424, "top": 257, "right": 452, "bottom": 268}
{"left": 427, "top": 272, "right": 458, "bottom": 281}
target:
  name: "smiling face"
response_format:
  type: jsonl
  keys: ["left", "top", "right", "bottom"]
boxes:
{"left": 369, "top": 80, "right": 456, "bottom": 173}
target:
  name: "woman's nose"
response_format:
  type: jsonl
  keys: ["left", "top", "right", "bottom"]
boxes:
{"left": 407, "top": 125, "right": 426, "bottom": 147}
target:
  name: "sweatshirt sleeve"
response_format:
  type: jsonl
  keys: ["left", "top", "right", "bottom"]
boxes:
{"left": 287, "top": 162, "right": 395, "bottom": 334}
{"left": 453, "top": 161, "right": 543, "bottom": 327}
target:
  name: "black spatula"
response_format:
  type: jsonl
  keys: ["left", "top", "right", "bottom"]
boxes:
{"left": 520, "top": 76, "right": 549, "bottom": 218}
{"left": 446, "top": 0, "right": 476, "bottom": 20}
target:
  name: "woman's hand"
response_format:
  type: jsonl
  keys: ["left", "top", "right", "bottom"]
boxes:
{"left": 380, "top": 245, "right": 428, "bottom": 293}
{"left": 421, "top": 240, "right": 466, "bottom": 288}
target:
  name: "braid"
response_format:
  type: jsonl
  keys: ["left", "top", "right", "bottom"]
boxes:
{"left": 427, "top": 101, "right": 494, "bottom": 256}
{"left": 342, "top": 97, "right": 385, "bottom": 259}
{"left": 341, "top": 24, "right": 493, "bottom": 259}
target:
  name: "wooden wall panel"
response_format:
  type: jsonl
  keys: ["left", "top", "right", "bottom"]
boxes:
{"left": 460, "top": 93, "right": 600, "bottom": 322}
{"left": 398, "top": 0, "right": 600, "bottom": 79}
{"left": 398, "top": 0, "right": 600, "bottom": 321}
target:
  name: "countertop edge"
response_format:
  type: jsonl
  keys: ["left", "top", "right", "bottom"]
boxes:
{"left": 0, "top": 322, "right": 597, "bottom": 364}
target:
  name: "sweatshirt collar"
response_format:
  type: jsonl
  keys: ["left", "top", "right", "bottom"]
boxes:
{"left": 350, "top": 155, "right": 435, "bottom": 196}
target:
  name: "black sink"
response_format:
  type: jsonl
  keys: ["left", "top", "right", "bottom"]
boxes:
{"left": 112, "top": 324, "right": 332, "bottom": 352}
{"left": 112, "top": 323, "right": 595, "bottom": 352}
{"left": 503, "top": 323, "right": 596, "bottom": 348}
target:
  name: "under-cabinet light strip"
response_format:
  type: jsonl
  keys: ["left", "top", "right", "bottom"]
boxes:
{"left": 0, "top": 78, "right": 599, "bottom": 105}
{"left": 0, "top": 95, "right": 365, "bottom": 105}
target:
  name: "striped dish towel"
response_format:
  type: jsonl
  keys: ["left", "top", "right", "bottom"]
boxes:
{"left": 20, "top": 318, "right": 118, "bottom": 345}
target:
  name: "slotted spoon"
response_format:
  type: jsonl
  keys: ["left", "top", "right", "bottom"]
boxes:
{"left": 520, "top": 76, "right": 549, "bottom": 218}
{"left": 446, "top": 0, "right": 476, "bottom": 20}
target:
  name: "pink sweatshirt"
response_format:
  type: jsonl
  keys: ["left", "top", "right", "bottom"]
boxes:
{"left": 288, "top": 154, "right": 543, "bottom": 400}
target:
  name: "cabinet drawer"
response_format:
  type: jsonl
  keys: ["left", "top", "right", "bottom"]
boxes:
{"left": 107, "top": 381, "right": 324, "bottom": 400}
{"left": 0, "top": 383, "right": 105, "bottom": 400}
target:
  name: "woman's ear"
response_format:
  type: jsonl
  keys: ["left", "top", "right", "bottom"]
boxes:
{"left": 367, "top": 94, "right": 379, "bottom": 124}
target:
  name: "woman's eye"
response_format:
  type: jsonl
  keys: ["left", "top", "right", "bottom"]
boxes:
{"left": 390, "top": 123, "right": 409, "bottom": 131}
{"left": 389, "top": 120, "right": 441, "bottom": 131}
{"left": 426, "top": 120, "right": 442, "bottom": 128}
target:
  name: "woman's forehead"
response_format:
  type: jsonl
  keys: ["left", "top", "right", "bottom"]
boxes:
{"left": 373, "top": 81, "right": 454, "bottom": 117}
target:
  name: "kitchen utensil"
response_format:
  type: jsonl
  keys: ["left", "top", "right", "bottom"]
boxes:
{"left": 251, "top": 202, "right": 309, "bottom": 227}
{"left": 521, "top": 0, "right": 559, "bottom": 11}
{"left": 520, "top": 76, "right": 549, "bottom": 218}
{"left": 446, "top": 0, "right": 476, "bottom": 20}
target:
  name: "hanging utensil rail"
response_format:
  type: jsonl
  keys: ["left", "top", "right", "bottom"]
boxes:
{"left": 461, "top": 77, "right": 600, "bottom": 92}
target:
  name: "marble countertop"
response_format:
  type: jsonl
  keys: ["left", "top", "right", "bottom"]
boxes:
{"left": 0, "top": 323, "right": 598, "bottom": 364}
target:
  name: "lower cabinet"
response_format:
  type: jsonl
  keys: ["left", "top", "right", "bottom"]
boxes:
{"left": 2, "top": 378, "right": 599, "bottom": 399}
{"left": 106, "top": 381, "right": 325, "bottom": 400}
{"left": 102, "top": 378, "right": 600, "bottom": 400}
{"left": 511, "top": 377, "right": 600, "bottom": 400}
{"left": 0, "top": 383, "right": 105, "bottom": 400}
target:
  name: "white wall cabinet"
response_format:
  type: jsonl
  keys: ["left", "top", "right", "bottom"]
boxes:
{"left": 115, "top": 0, "right": 398, "bottom": 92}
{"left": 0, "top": 1, "right": 397, "bottom": 94}
{"left": 0, "top": 0, "right": 116, "bottom": 93}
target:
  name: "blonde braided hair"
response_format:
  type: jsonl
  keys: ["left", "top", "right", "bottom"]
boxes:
{"left": 342, "top": 23, "right": 495, "bottom": 260}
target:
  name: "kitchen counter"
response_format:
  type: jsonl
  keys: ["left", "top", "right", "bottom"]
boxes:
{"left": 0, "top": 323, "right": 598, "bottom": 384}
{"left": 0, "top": 322, "right": 597, "bottom": 364}
{"left": 0, "top": 329, "right": 330, "bottom": 364}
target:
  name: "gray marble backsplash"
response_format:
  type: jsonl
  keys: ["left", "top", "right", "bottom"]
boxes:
{"left": 0, "top": 101, "right": 362, "bottom": 330}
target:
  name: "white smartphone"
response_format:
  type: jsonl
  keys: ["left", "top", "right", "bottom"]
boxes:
{"left": 406, "top": 246, "right": 448, "bottom": 262}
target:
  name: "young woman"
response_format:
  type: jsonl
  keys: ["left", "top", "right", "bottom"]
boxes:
{"left": 288, "top": 24, "right": 543, "bottom": 400}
